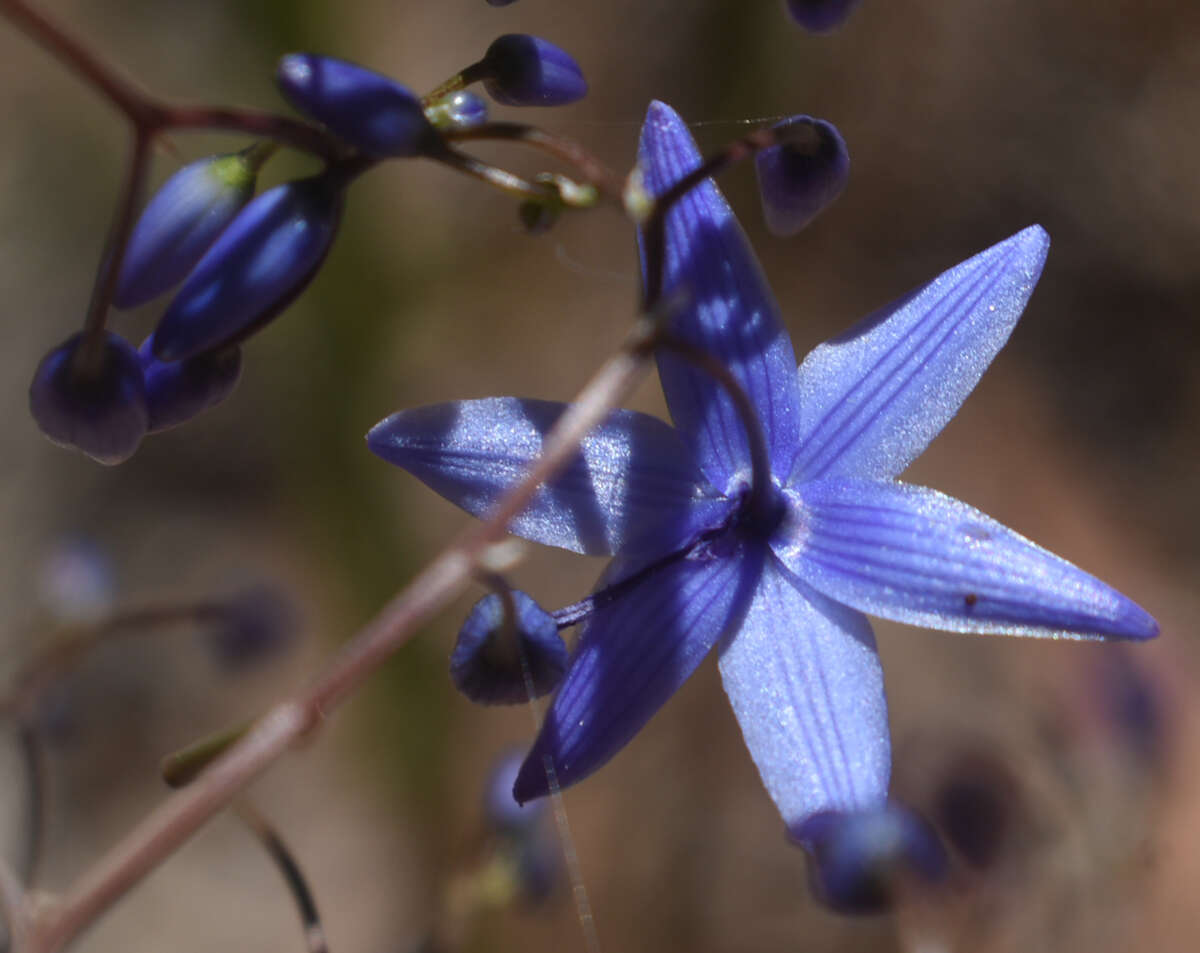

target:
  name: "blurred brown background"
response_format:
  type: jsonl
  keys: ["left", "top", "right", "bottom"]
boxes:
{"left": 1, "top": 1, "right": 1199, "bottom": 951}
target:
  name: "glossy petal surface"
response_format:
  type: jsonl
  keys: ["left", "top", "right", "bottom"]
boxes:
{"left": 755, "top": 116, "right": 848, "bottom": 237}
{"left": 277, "top": 54, "right": 436, "bottom": 157}
{"left": 140, "top": 340, "right": 242, "bottom": 432}
{"left": 513, "top": 543, "right": 764, "bottom": 802}
{"left": 482, "top": 34, "right": 587, "bottom": 107}
{"left": 115, "top": 154, "right": 257, "bottom": 309}
{"left": 639, "top": 102, "right": 802, "bottom": 492}
{"left": 791, "top": 227, "right": 1049, "bottom": 483}
{"left": 367, "top": 398, "right": 731, "bottom": 556}
{"left": 29, "top": 332, "right": 148, "bottom": 465}
{"left": 152, "top": 177, "right": 342, "bottom": 361}
{"left": 718, "top": 559, "right": 889, "bottom": 827}
{"left": 778, "top": 479, "right": 1159, "bottom": 639}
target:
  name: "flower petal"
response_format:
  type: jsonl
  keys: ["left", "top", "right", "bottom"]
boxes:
{"left": 790, "top": 227, "right": 1050, "bottom": 483}
{"left": 513, "top": 544, "right": 764, "bottom": 803}
{"left": 638, "top": 101, "right": 802, "bottom": 492}
{"left": 777, "top": 479, "right": 1159, "bottom": 639}
{"left": 718, "top": 558, "right": 890, "bottom": 828}
{"left": 367, "top": 398, "right": 729, "bottom": 556}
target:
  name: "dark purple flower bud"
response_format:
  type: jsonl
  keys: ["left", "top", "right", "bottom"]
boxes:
{"left": 480, "top": 35, "right": 587, "bottom": 107}
{"left": 138, "top": 338, "right": 242, "bottom": 432}
{"left": 785, "top": 0, "right": 863, "bottom": 33}
{"left": 486, "top": 0, "right": 519, "bottom": 6}
{"left": 755, "top": 116, "right": 849, "bottom": 236}
{"left": 114, "top": 151, "right": 263, "bottom": 309}
{"left": 205, "top": 584, "right": 297, "bottom": 671}
{"left": 794, "top": 805, "right": 947, "bottom": 914}
{"left": 451, "top": 590, "right": 567, "bottom": 705}
{"left": 485, "top": 750, "right": 549, "bottom": 833}
{"left": 29, "top": 331, "right": 148, "bottom": 465}
{"left": 426, "top": 90, "right": 489, "bottom": 132}
{"left": 150, "top": 176, "right": 343, "bottom": 362}
{"left": 277, "top": 54, "right": 438, "bottom": 157}
{"left": 932, "top": 753, "right": 1019, "bottom": 869}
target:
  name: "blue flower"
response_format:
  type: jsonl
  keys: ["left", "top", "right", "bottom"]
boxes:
{"left": 368, "top": 101, "right": 1157, "bottom": 840}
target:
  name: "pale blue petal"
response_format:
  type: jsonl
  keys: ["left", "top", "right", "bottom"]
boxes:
{"left": 776, "top": 479, "right": 1159, "bottom": 639}
{"left": 638, "top": 101, "right": 802, "bottom": 492}
{"left": 513, "top": 544, "right": 765, "bottom": 802}
{"left": 718, "top": 558, "right": 890, "bottom": 828}
{"left": 790, "top": 227, "right": 1050, "bottom": 483}
{"left": 367, "top": 397, "right": 730, "bottom": 556}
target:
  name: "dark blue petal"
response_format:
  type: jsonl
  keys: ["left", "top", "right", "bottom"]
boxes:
{"left": 115, "top": 153, "right": 258, "bottom": 309}
{"left": 151, "top": 176, "right": 342, "bottom": 361}
{"left": 785, "top": 0, "right": 863, "bottom": 33}
{"left": 755, "top": 116, "right": 848, "bottom": 237}
{"left": 777, "top": 479, "right": 1160, "bottom": 639}
{"left": 794, "top": 805, "right": 947, "bottom": 914}
{"left": 638, "top": 101, "right": 803, "bottom": 492}
{"left": 790, "top": 227, "right": 1049, "bottom": 483}
{"left": 139, "top": 338, "right": 242, "bottom": 432}
{"left": 718, "top": 559, "right": 889, "bottom": 827}
{"left": 513, "top": 544, "right": 764, "bottom": 803}
{"left": 481, "top": 35, "right": 587, "bottom": 107}
{"left": 276, "top": 54, "right": 438, "bottom": 157}
{"left": 451, "top": 591, "right": 567, "bottom": 705}
{"left": 29, "top": 332, "right": 147, "bottom": 465}
{"left": 367, "top": 398, "right": 732, "bottom": 556}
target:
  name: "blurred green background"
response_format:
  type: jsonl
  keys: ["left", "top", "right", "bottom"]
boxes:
{"left": 1, "top": 1, "right": 1199, "bottom": 951}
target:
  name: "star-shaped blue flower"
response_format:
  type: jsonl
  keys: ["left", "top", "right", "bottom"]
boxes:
{"left": 368, "top": 101, "right": 1157, "bottom": 839}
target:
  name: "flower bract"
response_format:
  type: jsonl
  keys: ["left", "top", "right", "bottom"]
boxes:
{"left": 368, "top": 101, "right": 1157, "bottom": 855}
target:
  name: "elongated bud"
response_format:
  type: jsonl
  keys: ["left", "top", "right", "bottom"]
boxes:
{"left": 755, "top": 116, "right": 848, "bottom": 236}
{"left": 29, "top": 332, "right": 148, "bottom": 464}
{"left": 151, "top": 176, "right": 343, "bottom": 361}
{"left": 115, "top": 150, "right": 267, "bottom": 309}
{"left": 451, "top": 591, "right": 567, "bottom": 705}
{"left": 277, "top": 54, "right": 439, "bottom": 157}
{"left": 480, "top": 35, "right": 587, "bottom": 107}
{"left": 139, "top": 338, "right": 242, "bottom": 432}
{"left": 785, "top": 0, "right": 863, "bottom": 32}
{"left": 793, "top": 805, "right": 947, "bottom": 913}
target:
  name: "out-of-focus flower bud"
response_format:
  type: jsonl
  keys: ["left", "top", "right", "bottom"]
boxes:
{"left": 451, "top": 590, "right": 567, "bottom": 704}
{"left": 150, "top": 175, "right": 343, "bottom": 362}
{"left": 785, "top": 0, "right": 863, "bottom": 33}
{"left": 205, "top": 584, "right": 297, "bottom": 671}
{"left": 426, "top": 90, "right": 489, "bottom": 133}
{"left": 115, "top": 150, "right": 267, "bottom": 309}
{"left": 37, "top": 536, "right": 114, "bottom": 624}
{"left": 139, "top": 338, "right": 242, "bottom": 432}
{"left": 485, "top": 750, "right": 549, "bottom": 834}
{"left": 480, "top": 35, "right": 587, "bottom": 107}
{"left": 486, "top": 0, "right": 519, "bottom": 6}
{"left": 276, "top": 54, "right": 439, "bottom": 157}
{"left": 931, "top": 752, "right": 1021, "bottom": 870}
{"left": 755, "top": 116, "right": 848, "bottom": 236}
{"left": 793, "top": 805, "right": 947, "bottom": 914}
{"left": 30, "top": 331, "right": 148, "bottom": 465}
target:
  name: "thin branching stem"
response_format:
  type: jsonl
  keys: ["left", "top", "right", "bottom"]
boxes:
{"left": 18, "top": 320, "right": 658, "bottom": 953}
{"left": 444, "top": 123, "right": 623, "bottom": 202}
{"left": 235, "top": 803, "right": 329, "bottom": 953}
{"left": 15, "top": 723, "right": 47, "bottom": 889}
